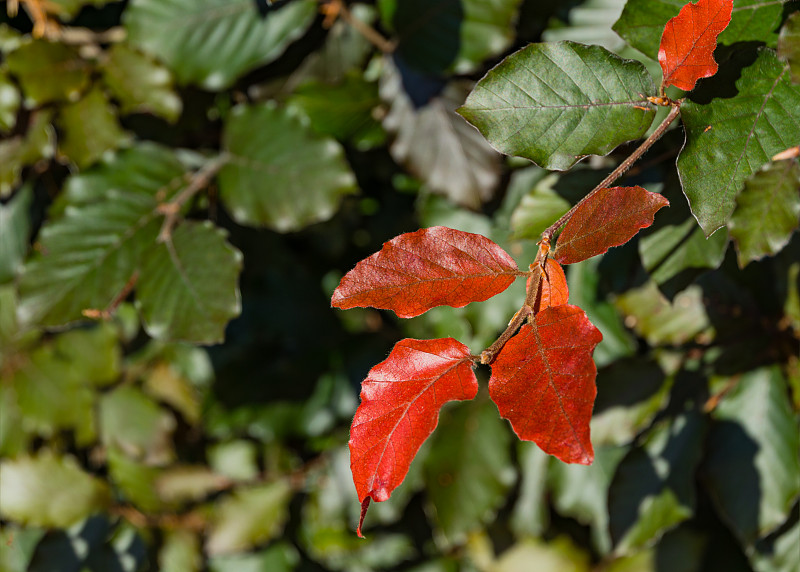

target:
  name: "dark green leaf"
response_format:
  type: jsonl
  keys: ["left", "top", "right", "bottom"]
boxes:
{"left": 107, "top": 446, "right": 164, "bottom": 512}
{"left": 4, "top": 40, "right": 90, "bottom": 106}
{"left": 0, "top": 110, "right": 55, "bottom": 197}
{"left": 729, "top": 159, "right": 800, "bottom": 266}
{"left": 549, "top": 445, "right": 629, "bottom": 555}
{"left": 102, "top": 42, "right": 182, "bottom": 122}
{"left": 614, "top": 0, "right": 784, "bottom": 59}
{"left": 137, "top": 222, "right": 241, "bottom": 344}
{"left": 702, "top": 366, "right": 800, "bottom": 545}
{"left": 381, "top": 63, "right": 502, "bottom": 208}
{"left": 125, "top": 0, "right": 316, "bottom": 90}
{"left": 459, "top": 41, "right": 656, "bottom": 170}
{"left": 57, "top": 86, "right": 131, "bottom": 169}
{"left": 424, "top": 396, "right": 515, "bottom": 547}
{"left": 219, "top": 102, "right": 357, "bottom": 232}
{"left": 779, "top": 11, "right": 800, "bottom": 83}
{"left": 678, "top": 49, "right": 800, "bottom": 235}
{"left": 0, "top": 184, "right": 32, "bottom": 283}
{"left": 0, "top": 452, "right": 110, "bottom": 528}
{"left": 609, "top": 410, "right": 706, "bottom": 554}
{"left": 49, "top": 0, "right": 115, "bottom": 19}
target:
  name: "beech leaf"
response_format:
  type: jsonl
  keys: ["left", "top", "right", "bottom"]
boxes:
{"left": 331, "top": 226, "right": 519, "bottom": 318}
{"left": 488, "top": 305, "right": 602, "bottom": 464}
{"left": 348, "top": 338, "right": 478, "bottom": 535}
{"left": 658, "top": 0, "right": 733, "bottom": 92}
{"left": 553, "top": 187, "right": 669, "bottom": 265}
{"left": 530, "top": 258, "right": 569, "bottom": 313}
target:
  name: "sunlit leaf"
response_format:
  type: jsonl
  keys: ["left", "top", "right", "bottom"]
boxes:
{"left": 459, "top": 42, "right": 656, "bottom": 170}
{"left": 0, "top": 71, "right": 20, "bottom": 132}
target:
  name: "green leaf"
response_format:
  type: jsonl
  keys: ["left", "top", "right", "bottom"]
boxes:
{"left": 424, "top": 396, "right": 516, "bottom": 547}
{"left": 678, "top": 49, "right": 800, "bottom": 236}
{"left": 206, "top": 480, "right": 292, "bottom": 555}
{"left": 17, "top": 144, "right": 186, "bottom": 328}
{"left": 381, "top": 64, "right": 502, "bottom": 208}
{"left": 49, "top": 0, "right": 115, "bottom": 19}
{"left": 702, "top": 366, "right": 800, "bottom": 545}
{"left": 125, "top": 0, "right": 316, "bottom": 90}
{"left": 381, "top": 0, "right": 522, "bottom": 75}
{"left": 160, "top": 529, "right": 202, "bottom": 572}
{"left": 0, "top": 110, "right": 55, "bottom": 197}
{"left": 286, "top": 75, "right": 384, "bottom": 149}
{"left": 0, "top": 525, "right": 44, "bottom": 572}
{"left": 613, "top": 282, "right": 713, "bottom": 346}
{"left": 4, "top": 39, "right": 90, "bottom": 106}
{"left": 100, "top": 386, "right": 175, "bottom": 463}
{"left": 0, "top": 452, "right": 110, "bottom": 528}
{"left": 459, "top": 41, "right": 656, "bottom": 170}
{"left": 107, "top": 446, "right": 164, "bottom": 513}
{"left": 137, "top": 221, "right": 241, "bottom": 344}
{"left": 750, "top": 513, "right": 800, "bottom": 572}
{"left": 0, "top": 70, "right": 20, "bottom": 132}
{"left": 510, "top": 442, "right": 550, "bottom": 537}
{"left": 57, "top": 86, "right": 131, "bottom": 169}
{"left": 608, "top": 410, "right": 706, "bottom": 554}
{"left": 209, "top": 543, "right": 299, "bottom": 572}
{"left": 492, "top": 537, "right": 591, "bottom": 572}
{"left": 543, "top": 0, "right": 628, "bottom": 52}
{"left": 219, "top": 102, "right": 357, "bottom": 232}
{"left": 155, "top": 465, "right": 231, "bottom": 505}
{"left": 102, "top": 42, "right": 182, "bottom": 122}
{"left": 779, "top": 11, "right": 800, "bottom": 84}
{"left": 614, "top": 0, "right": 785, "bottom": 59}
{"left": 0, "top": 184, "right": 32, "bottom": 283}
{"left": 729, "top": 159, "right": 800, "bottom": 267}
{"left": 510, "top": 173, "right": 571, "bottom": 240}
{"left": 549, "top": 445, "right": 629, "bottom": 555}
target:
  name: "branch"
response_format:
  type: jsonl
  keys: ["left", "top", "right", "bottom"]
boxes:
{"left": 335, "top": 1, "right": 396, "bottom": 53}
{"left": 542, "top": 102, "right": 682, "bottom": 242}
{"left": 157, "top": 154, "right": 230, "bottom": 243}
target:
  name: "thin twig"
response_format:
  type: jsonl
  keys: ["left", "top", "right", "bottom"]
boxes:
{"left": 542, "top": 102, "right": 682, "bottom": 242}
{"left": 82, "top": 271, "right": 139, "bottom": 321}
{"left": 157, "top": 154, "right": 230, "bottom": 243}
{"left": 337, "top": 1, "right": 396, "bottom": 53}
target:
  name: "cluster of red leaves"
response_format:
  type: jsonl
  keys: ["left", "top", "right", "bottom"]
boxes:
{"left": 333, "top": 0, "right": 732, "bottom": 537}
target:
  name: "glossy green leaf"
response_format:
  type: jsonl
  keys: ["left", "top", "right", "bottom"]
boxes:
{"left": 206, "top": 480, "right": 292, "bottom": 555}
{"left": 4, "top": 40, "right": 90, "bottom": 106}
{"left": 0, "top": 70, "right": 20, "bottom": 132}
{"left": 729, "top": 159, "right": 800, "bottom": 267}
{"left": 0, "top": 452, "right": 110, "bottom": 528}
{"left": 103, "top": 42, "right": 182, "bottom": 122}
{"left": 549, "top": 445, "right": 629, "bottom": 555}
{"left": 459, "top": 41, "right": 656, "bottom": 170}
{"left": 57, "top": 86, "right": 131, "bottom": 169}
{"left": 381, "top": 64, "right": 502, "bottom": 208}
{"left": 678, "top": 49, "right": 800, "bottom": 235}
{"left": 614, "top": 0, "right": 785, "bottom": 59}
{"left": 125, "top": 0, "right": 316, "bottom": 90}
{"left": 219, "top": 103, "right": 357, "bottom": 232}
{"left": 17, "top": 144, "right": 186, "bottom": 328}
{"left": 779, "top": 11, "right": 800, "bottom": 83}
{"left": 0, "top": 110, "right": 55, "bottom": 197}
{"left": 0, "top": 184, "right": 32, "bottom": 283}
{"left": 702, "top": 366, "right": 800, "bottom": 545}
{"left": 608, "top": 411, "right": 706, "bottom": 554}
{"left": 381, "top": 0, "right": 522, "bottom": 74}
{"left": 100, "top": 386, "right": 175, "bottom": 463}
{"left": 137, "top": 222, "right": 241, "bottom": 344}
{"left": 613, "top": 282, "right": 713, "bottom": 346}
{"left": 424, "top": 397, "right": 516, "bottom": 547}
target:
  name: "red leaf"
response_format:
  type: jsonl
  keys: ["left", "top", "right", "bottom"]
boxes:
{"left": 488, "top": 305, "right": 602, "bottom": 464}
{"left": 658, "top": 0, "right": 733, "bottom": 91}
{"left": 529, "top": 258, "right": 569, "bottom": 313}
{"left": 332, "top": 226, "right": 519, "bottom": 318}
{"left": 553, "top": 187, "right": 669, "bottom": 265}
{"left": 349, "top": 337, "right": 478, "bottom": 535}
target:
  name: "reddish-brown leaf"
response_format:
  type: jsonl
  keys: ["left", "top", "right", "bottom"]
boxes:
{"left": 529, "top": 258, "right": 569, "bottom": 313}
{"left": 349, "top": 337, "right": 478, "bottom": 536}
{"left": 488, "top": 305, "right": 602, "bottom": 464}
{"left": 658, "top": 0, "right": 733, "bottom": 91}
{"left": 553, "top": 187, "right": 669, "bottom": 265}
{"left": 331, "top": 226, "right": 519, "bottom": 318}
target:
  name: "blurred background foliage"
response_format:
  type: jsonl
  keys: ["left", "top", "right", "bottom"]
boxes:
{"left": 0, "top": 0, "right": 799, "bottom": 571}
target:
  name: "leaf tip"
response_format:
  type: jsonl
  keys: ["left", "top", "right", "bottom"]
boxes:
{"left": 356, "top": 496, "right": 371, "bottom": 538}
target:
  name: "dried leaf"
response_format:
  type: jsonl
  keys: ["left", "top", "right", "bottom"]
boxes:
{"left": 554, "top": 187, "right": 669, "bottom": 265}
{"left": 332, "top": 226, "right": 519, "bottom": 318}
{"left": 349, "top": 338, "right": 478, "bottom": 535}
{"left": 658, "top": 0, "right": 733, "bottom": 91}
{"left": 489, "top": 305, "right": 602, "bottom": 464}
